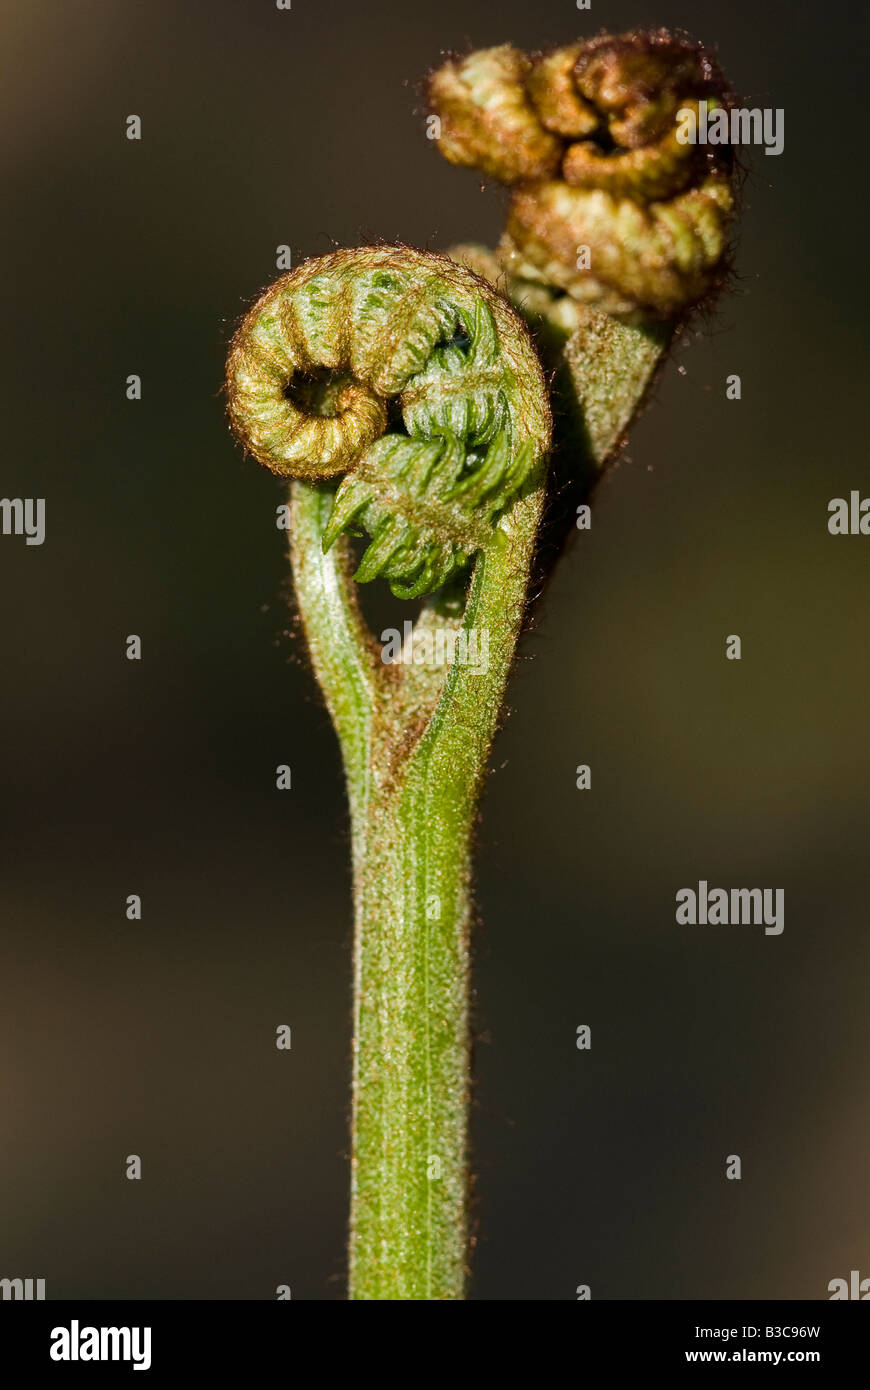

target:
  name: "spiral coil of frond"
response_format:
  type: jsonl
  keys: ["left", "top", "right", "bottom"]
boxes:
{"left": 227, "top": 246, "right": 551, "bottom": 598}
{"left": 429, "top": 30, "right": 738, "bottom": 317}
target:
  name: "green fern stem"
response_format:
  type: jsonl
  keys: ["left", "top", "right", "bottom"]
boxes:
{"left": 226, "top": 244, "right": 665, "bottom": 1299}
{"left": 290, "top": 475, "right": 544, "bottom": 1298}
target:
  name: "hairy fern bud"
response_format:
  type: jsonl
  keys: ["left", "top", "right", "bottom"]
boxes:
{"left": 429, "top": 30, "right": 738, "bottom": 318}
{"left": 226, "top": 246, "right": 551, "bottom": 598}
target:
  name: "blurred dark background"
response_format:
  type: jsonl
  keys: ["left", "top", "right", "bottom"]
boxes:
{"left": 1, "top": 0, "right": 868, "bottom": 1300}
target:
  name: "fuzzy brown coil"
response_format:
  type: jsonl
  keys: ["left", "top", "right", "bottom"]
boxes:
{"left": 429, "top": 30, "right": 738, "bottom": 318}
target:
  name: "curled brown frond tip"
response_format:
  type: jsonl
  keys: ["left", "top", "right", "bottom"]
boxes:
{"left": 428, "top": 29, "right": 740, "bottom": 319}
{"left": 225, "top": 245, "right": 551, "bottom": 599}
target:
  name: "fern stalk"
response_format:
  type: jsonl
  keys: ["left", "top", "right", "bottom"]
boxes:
{"left": 225, "top": 24, "right": 740, "bottom": 1300}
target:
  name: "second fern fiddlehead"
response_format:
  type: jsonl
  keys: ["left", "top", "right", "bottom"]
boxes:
{"left": 428, "top": 29, "right": 741, "bottom": 547}
{"left": 227, "top": 245, "right": 551, "bottom": 1299}
{"left": 429, "top": 29, "right": 737, "bottom": 318}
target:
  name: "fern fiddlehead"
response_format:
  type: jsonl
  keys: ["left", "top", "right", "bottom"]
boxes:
{"left": 227, "top": 245, "right": 551, "bottom": 1299}
{"left": 428, "top": 29, "right": 741, "bottom": 533}
{"left": 227, "top": 245, "right": 549, "bottom": 599}
{"left": 428, "top": 29, "right": 737, "bottom": 319}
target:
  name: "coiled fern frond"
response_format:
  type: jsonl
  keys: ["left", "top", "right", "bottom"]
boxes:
{"left": 227, "top": 245, "right": 551, "bottom": 597}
